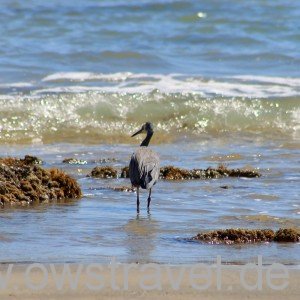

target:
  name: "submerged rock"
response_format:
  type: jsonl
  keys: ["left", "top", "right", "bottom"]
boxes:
{"left": 274, "top": 228, "right": 300, "bottom": 242}
{"left": 109, "top": 186, "right": 136, "bottom": 192}
{"left": 192, "top": 228, "right": 300, "bottom": 244}
{"left": 22, "top": 155, "right": 43, "bottom": 165}
{"left": 62, "top": 158, "right": 87, "bottom": 165}
{"left": 89, "top": 166, "right": 117, "bottom": 178}
{"left": 0, "top": 156, "right": 81, "bottom": 206}
{"left": 160, "top": 165, "right": 261, "bottom": 180}
{"left": 120, "top": 166, "right": 129, "bottom": 178}
{"left": 220, "top": 185, "right": 230, "bottom": 189}
{"left": 63, "top": 157, "right": 117, "bottom": 165}
{"left": 117, "top": 165, "right": 261, "bottom": 180}
{"left": 95, "top": 158, "right": 117, "bottom": 163}
{"left": 160, "top": 166, "right": 193, "bottom": 180}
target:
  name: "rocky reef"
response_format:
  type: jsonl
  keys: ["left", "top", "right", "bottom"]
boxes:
{"left": 89, "top": 166, "right": 118, "bottom": 178}
{"left": 120, "top": 166, "right": 129, "bottom": 178}
{"left": 273, "top": 228, "right": 300, "bottom": 243}
{"left": 159, "top": 165, "right": 260, "bottom": 180}
{"left": 108, "top": 186, "right": 136, "bottom": 192}
{"left": 62, "top": 157, "right": 117, "bottom": 165}
{"left": 192, "top": 228, "right": 300, "bottom": 244}
{"left": 0, "top": 156, "right": 81, "bottom": 206}
{"left": 118, "top": 164, "right": 261, "bottom": 180}
{"left": 62, "top": 158, "right": 87, "bottom": 165}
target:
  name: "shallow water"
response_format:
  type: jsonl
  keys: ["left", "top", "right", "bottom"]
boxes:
{"left": 0, "top": 140, "right": 299, "bottom": 264}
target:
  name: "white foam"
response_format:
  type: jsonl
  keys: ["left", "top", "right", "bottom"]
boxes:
{"left": 0, "top": 82, "right": 33, "bottom": 88}
{"left": 42, "top": 72, "right": 133, "bottom": 82}
{"left": 32, "top": 86, "right": 103, "bottom": 94}
{"left": 37, "top": 72, "right": 300, "bottom": 98}
{"left": 231, "top": 75, "right": 300, "bottom": 87}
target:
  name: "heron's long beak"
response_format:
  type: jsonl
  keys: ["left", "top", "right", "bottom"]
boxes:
{"left": 131, "top": 127, "right": 144, "bottom": 137}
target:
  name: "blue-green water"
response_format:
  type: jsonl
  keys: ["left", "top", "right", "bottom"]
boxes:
{"left": 0, "top": 0, "right": 299, "bottom": 144}
{"left": 0, "top": 0, "right": 299, "bottom": 264}
{"left": 1, "top": 0, "right": 300, "bottom": 80}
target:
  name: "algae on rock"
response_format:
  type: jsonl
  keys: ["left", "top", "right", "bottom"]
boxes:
{"left": 120, "top": 165, "right": 261, "bottom": 180}
{"left": 0, "top": 156, "right": 82, "bottom": 206}
{"left": 192, "top": 228, "right": 300, "bottom": 244}
{"left": 89, "top": 166, "right": 118, "bottom": 178}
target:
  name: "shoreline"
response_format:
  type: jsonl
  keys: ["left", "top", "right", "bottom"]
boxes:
{"left": 1, "top": 261, "right": 300, "bottom": 267}
{"left": 0, "top": 263, "right": 299, "bottom": 299}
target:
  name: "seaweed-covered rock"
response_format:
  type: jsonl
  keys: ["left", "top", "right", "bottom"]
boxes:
{"left": 160, "top": 166, "right": 193, "bottom": 180}
{"left": 159, "top": 165, "right": 261, "bottom": 180}
{"left": 97, "top": 164, "right": 261, "bottom": 180}
{"left": 120, "top": 166, "right": 129, "bottom": 178}
{"left": 89, "top": 166, "right": 117, "bottom": 178}
{"left": 109, "top": 186, "right": 135, "bottom": 192}
{"left": 63, "top": 157, "right": 117, "bottom": 165}
{"left": 217, "top": 166, "right": 260, "bottom": 178}
{"left": 0, "top": 156, "right": 81, "bottom": 206}
{"left": 22, "top": 155, "right": 43, "bottom": 165}
{"left": 96, "top": 158, "right": 117, "bottom": 163}
{"left": 62, "top": 158, "right": 87, "bottom": 165}
{"left": 274, "top": 228, "right": 300, "bottom": 242}
{"left": 192, "top": 228, "right": 300, "bottom": 244}
{"left": 192, "top": 229, "right": 275, "bottom": 244}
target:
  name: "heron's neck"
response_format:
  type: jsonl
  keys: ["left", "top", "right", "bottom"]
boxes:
{"left": 140, "top": 132, "right": 153, "bottom": 147}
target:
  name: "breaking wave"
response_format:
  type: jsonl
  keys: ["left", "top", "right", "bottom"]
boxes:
{"left": 0, "top": 76, "right": 299, "bottom": 144}
{"left": 37, "top": 72, "right": 300, "bottom": 98}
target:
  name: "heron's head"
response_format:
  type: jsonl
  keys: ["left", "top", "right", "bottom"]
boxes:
{"left": 131, "top": 122, "right": 154, "bottom": 137}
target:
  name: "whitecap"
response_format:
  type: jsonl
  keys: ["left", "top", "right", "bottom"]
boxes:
{"left": 38, "top": 72, "right": 300, "bottom": 98}
{"left": 42, "top": 72, "right": 133, "bottom": 82}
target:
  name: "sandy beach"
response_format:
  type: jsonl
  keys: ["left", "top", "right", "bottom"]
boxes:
{"left": 1, "top": 263, "right": 299, "bottom": 300}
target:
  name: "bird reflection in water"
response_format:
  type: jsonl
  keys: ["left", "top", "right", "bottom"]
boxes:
{"left": 123, "top": 214, "right": 158, "bottom": 263}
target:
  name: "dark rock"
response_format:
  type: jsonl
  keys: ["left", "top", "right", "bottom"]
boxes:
{"left": 93, "top": 164, "right": 261, "bottom": 180}
{"left": 160, "top": 166, "right": 193, "bottom": 180}
{"left": 89, "top": 166, "right": 117, "bottom": 178}
{"left": 159, "top": 165, "right": 261, "bottom": 180}
{"left": 274, "top": 228, "right": 300, "bottom": 242}
{"left": 192, "top": 228, "right": 300, "bottom": 244}
{"left": 62, "top": 158, "right": 87, "bottom": 165}
{"left": 96, "top": 158, "right": 117, "bottom": 163}
{"left": 220, "top": 185, "right": 230, "bottom": 189}
{"left": 21, "top": 155, "right": 43, "bottom": 165}
{"left": 109, "top": 186, "right": 136, "bottom": 192}
{"left": 192, "top": 228, "right": 275, "bottom": 244}
{"left": 120, "top": 166, "right": 129, "bottom": 178}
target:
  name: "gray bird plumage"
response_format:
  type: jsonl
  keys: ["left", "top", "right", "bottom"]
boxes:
{"left": 129, "top": 147, "right": 160, "bottom": 189}
{"left": 129, "top": 122, "right": 159, "bottom": 213}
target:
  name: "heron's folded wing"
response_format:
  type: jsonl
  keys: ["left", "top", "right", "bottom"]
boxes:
{"left": 129, "top": 148, "right": 160, "bottom": 188}
{"left": 129, "top": 153, "right": 142, "bottom": 185}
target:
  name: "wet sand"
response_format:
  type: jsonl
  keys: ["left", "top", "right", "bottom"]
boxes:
{"left": 1, "top": 264, "right": 299, "bottom": 300}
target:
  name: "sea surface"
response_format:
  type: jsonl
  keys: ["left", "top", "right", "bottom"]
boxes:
{"left": 0, "top": 0, "right": 299, "bottom": 265}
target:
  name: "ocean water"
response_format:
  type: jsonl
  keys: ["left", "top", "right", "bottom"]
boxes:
{"left": 0, "top": 0, "right": 299, "bottom": 264}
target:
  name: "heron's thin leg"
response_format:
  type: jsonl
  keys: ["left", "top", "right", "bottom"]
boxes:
{"left": 147, "top": 188, "right": 152, "bottom": 211}
{"left": 136, "top": 187, "right": 140, "bottom": 213}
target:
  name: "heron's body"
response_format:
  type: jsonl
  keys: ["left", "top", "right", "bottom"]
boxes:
{"left": 129, "top": 147, "right": 159, "bottom": 189}
{"left": 129, "top": 122, "right": 159, "bottom": 213}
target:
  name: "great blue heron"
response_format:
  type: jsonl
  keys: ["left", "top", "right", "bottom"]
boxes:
{"left": 129, "top": 122, "right": 160, "bottom": 213}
